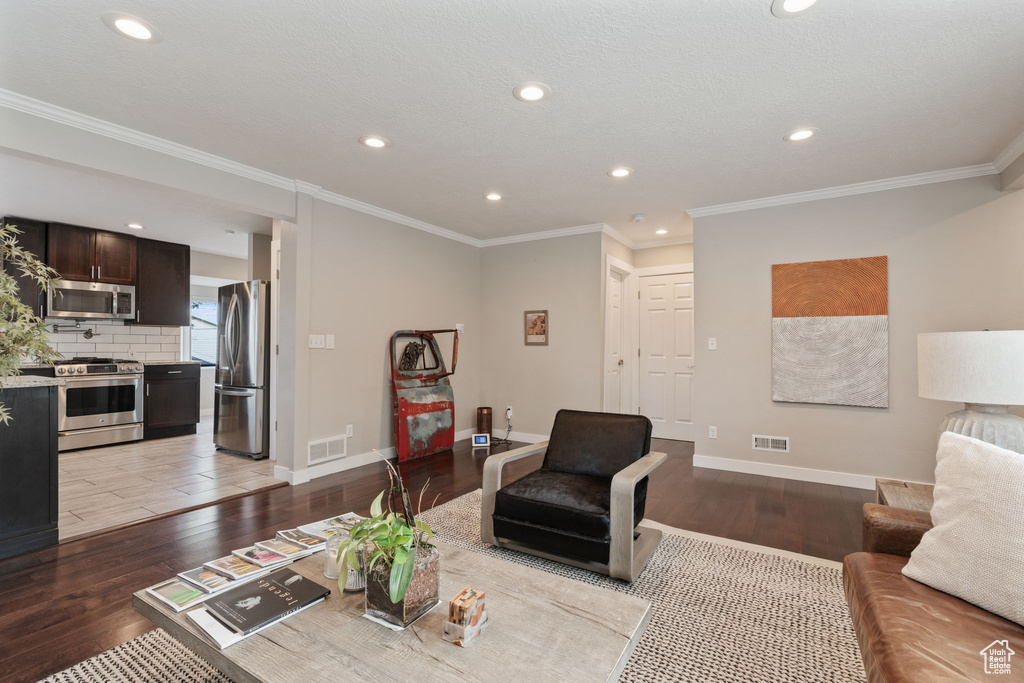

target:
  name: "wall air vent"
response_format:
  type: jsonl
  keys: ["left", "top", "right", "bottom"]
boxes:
{"left": 752, "top": 434, "right": 790, "bottom": 453}
{"left": 308, "top": 435, "right": 347, "bottom": 465}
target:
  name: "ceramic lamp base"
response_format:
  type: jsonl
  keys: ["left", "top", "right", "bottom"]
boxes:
{"left": 940, "top": 403, "right": 1024, "bottom": 454}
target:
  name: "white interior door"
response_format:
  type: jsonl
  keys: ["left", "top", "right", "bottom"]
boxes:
{"left": 604, "top": 269, "right": 625, "bottom": 412}
{"left": 639, "top": 272, "right": 695, "bottom": 441}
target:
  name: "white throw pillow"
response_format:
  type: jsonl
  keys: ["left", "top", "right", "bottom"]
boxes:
{"left": 902, "top": 431, "right": 1024, "bottom": 626}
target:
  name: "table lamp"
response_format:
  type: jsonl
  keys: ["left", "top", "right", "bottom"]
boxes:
{"left": 918, "top": 330, "right": 1024, "bottom": 453}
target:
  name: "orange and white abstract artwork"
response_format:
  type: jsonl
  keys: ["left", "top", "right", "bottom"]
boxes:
{"left": 771, "top": 256, "right": 889, "bottom": 408}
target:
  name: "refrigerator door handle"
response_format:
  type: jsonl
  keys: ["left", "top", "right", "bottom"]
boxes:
{"left": 216, "top": 387, "right": 256, "bottom": 398}
{"left": 224, "top": 292, "right": 239, "bottom": 378}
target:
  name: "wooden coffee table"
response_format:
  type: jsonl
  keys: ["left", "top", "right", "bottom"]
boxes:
{"left": 134, "top": 539, "right": 652, "bottom": 683}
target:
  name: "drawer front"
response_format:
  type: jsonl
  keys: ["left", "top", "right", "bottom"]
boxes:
{"left": 144, "top": 364, "right": 200, "bottom": 380}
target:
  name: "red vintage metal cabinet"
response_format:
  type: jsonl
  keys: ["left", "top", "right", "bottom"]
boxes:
{"left": 389, "top": 329, "right": 459, "bottom": 462}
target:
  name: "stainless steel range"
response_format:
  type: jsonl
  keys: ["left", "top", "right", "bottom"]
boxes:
{"left": 56, "top": 357, "right": 145, "bottom": 451}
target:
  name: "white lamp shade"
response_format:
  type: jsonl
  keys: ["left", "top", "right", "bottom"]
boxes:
{"left": 918, "top": 331, "right": 1024, "bottom": 405}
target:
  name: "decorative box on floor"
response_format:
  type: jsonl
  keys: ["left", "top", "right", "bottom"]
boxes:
{"left": 443, "top": 585, "right": 488, "bottom": 647}
{"left": 389, "top": 329, "right": 459, "bottom": 461}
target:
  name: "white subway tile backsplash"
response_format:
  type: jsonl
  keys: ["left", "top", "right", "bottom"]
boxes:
{"left": 160, "top": 343, "right": 180, "bottom": 352}
{"left": 144, "top": 352, "right": 176, "bottom": 361}
{"left": 130, "top": 326, "right": 153, "bottom": 335}
{"left": 146, "top": 335, "right": 176, "bottom": 344}
{"left": 57, "top": 343, "right": 97, "bottom": 353}
{"left": 94, "top": 343, "right": 129, "bottom": 353}
{"left": 127, "top": 343, "right": 161, "bottom": 352}
{"left": 114, "top": 335, "right": 136, "bottom": 344}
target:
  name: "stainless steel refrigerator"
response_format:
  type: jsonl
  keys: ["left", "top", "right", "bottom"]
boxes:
{"left": 214, "top": 280, "right": 270, "bottom": 459}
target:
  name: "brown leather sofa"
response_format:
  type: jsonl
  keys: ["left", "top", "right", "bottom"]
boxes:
{"left": 843, "top": 504, "right": 1024, "bottom": 682}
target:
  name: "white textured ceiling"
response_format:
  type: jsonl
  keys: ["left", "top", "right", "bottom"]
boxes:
{"left": 1, "top": 0, "right": 1022, "bottom": 245}
{"left": 0, "top": 151, "right": 270, "bottom": 258}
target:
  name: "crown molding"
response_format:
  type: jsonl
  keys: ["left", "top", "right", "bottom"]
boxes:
{"left": 632, "top": 236, "right": 694, "bottom": 250}
{"left": 479, "top": 223, "right": 605, "bottom": 248}
{"left": 686, "top": 163, "right": 999, "bottom": 218}
{"left": 312, "top": 187, "right": 483, "bottom": 247}
{"left": 600, "top": 225, "right": 635, "bottom": 249}
{"left": 0, "top": 88, "right": 297, "bottom": 192}
{"left": 994, "top": 129, "right": 1024, "bottom": 172}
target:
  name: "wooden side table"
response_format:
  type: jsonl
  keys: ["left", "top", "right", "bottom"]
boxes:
{"left": 875, "top": 478, "right": 934, "bottom": 513}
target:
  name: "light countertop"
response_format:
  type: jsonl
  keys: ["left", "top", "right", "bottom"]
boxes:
{"left": 143, "top": 361, "right": 203, "bottom": 366}
{"left": 2, "top": 376, "right": 65, "bottom": 389}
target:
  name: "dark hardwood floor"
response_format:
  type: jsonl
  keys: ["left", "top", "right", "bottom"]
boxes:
{"left": 0, "top": 437, "right": 873, "bottom": 682}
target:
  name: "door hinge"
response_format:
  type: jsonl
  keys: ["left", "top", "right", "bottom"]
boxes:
{"left": 637, "top": 290, "right": 640, "bottom": 299}
{"left": 276, "top": 269, "right": 280, "bottom": 280}
{"left": 275, "top": 420, "right": 278, "bottom": 431}
{"left": 275, "top": 344, "right": 279, "bottom": 355}
{"left": 637, "top": 348, "right": 640, "bottom": 357}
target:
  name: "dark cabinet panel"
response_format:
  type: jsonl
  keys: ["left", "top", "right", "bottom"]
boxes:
{"left": 47, "top": 223, "right": 94, "bottom": 282}
{"left": 0, "top": 385, "right": 59, "bottom": 560}
{"left": 135, "top": 238, "right": 190, "bottom": 326}
{"left": 2, "top": 216, "right": 48, "bottom": 318}
{"left": 94, "top": 231, "right": 137, "bottom": 285}
{"left": 144, "top": 365, "right": 200, "bottom": 439}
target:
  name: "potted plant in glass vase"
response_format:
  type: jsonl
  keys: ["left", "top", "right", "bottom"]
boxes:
{"left": 335, "top": 460, "right": 440, "bottom": 628}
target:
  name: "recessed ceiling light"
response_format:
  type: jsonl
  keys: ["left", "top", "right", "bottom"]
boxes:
{"left": 608, "top": 167, "right": 633, "bottom": 178}
{"left": 101, "top": 13, "right": 162, "bottom": 42}
{"left": 485, "top": 193, "right": 502, "bottom": 201}
{"left": 513, "top": 82, "right": 550, "bottom": 102}
{"left": 785, "top": 127, "right": 819, "bottom": 142}
{"left": 656, "top": 229, "right": 668, "bottom": 235}
{"left": 126, "top": 223, "right": 144, "bottom": 230}
{"left": 225, "top": 230, "right": 236, "bottom": 235}
{"left": 771, "top": 0, "right": 818, "bottom": 18}
{"left": 359, "top": 136, "right": 390, "bottom": 148}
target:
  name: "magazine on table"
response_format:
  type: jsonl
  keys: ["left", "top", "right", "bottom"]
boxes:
{"left": 296, "top": 512, "right": 367, "bottom": 541}
{"left": 146, "top": 579, "right": 208, "bottom": 612}
{"left": 201, "top": 568, "right": 331, "bottom": 638}
{"left": 276, "top": 528, "right": 326, "bottom": 549}
{"left": 204, "top": 554, "right": 272, "bottom": 580}
{"left": 187, "top": 596, "right": 327, "bottom": 649}
{"left": 254, "top": 538, "right": 313, "bottom": 559}
{"left": 231, "top": 545, "right": 292, "bottom": 568}
{"left": 177, "top": 566, "right": 270, "bottom": 596}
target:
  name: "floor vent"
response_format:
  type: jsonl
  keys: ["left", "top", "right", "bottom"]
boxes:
{"left": 308, "top": 435, "right": 347, "bottom": 464}
{"left": 752, "top": 434, "right": 790, "bottom": 453}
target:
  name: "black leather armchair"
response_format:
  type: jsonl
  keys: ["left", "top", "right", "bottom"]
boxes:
{"left": 481, "top": 409, "right": 667, "bottom": 582}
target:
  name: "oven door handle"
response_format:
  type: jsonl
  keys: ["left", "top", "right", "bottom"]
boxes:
{"left": 61, "top": 374, "right": 143, "bottom": 383}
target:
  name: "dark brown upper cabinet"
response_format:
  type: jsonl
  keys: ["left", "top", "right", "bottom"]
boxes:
{"left": 47, "top": 223, "right": 136, "bottom": 285}
{"left": 134, "top": 238, "right": 190, "bottom": 327}
{"left": 2, "top": 216, "right": 48, "bottom": 318}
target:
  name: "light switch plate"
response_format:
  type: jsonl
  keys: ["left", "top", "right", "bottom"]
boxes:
{"left": 309, "top": 334, "right": 326, "bottom": 349}
{"left": 708, "top": 337, "right": 717, "bottom": 351}
{"left": 326, "top": 334, "right": 335, "bottom": 349}
{"left": 708, "top": 425, "right": 718, "bottom": 439}
{"left": 346, "top": 424, "right": 353, "bottom": 437}
{"left": 455, "top": 323, "right": 465, "bottom": 333}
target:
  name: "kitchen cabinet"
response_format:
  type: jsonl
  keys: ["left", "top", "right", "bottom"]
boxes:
{"left": 134, "top": 238, "right": 190, "bottom": 327}
{"left": 47, "top": 223, "right": 136, "bottom": 285}
{"left": 0, "top": 384, "right": 59, "bottom": 560}
{"left": 144, "top": 364, "right": 200, "bottom": 440}
{"left": 2, "top": 215, "right": 48, "bottom": 318}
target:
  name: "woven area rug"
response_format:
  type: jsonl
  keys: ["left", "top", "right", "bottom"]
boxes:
{"left": 42, "top": 489, "right": 865, "bottom": 683}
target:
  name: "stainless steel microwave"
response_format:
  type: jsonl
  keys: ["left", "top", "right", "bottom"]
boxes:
{"left": 47, "top": 280, "right": 136, "bottom": 320}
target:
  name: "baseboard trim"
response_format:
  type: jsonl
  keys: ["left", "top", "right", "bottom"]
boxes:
{"left": 501, "top": 430, "right": 548, "bottom": 444}
{"left": 693, "top": 454, "right": 876, "bottom": 490}
{"left": 278, "top": 430, "right": 482, "bottom": 484}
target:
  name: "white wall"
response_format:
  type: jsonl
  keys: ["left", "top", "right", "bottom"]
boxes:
{"left": 191, "top": 251, "right": 248, "bottom": 281}
{"left": 301, "top": 200, "right": 482, "bottom": 462}
{"left": 634, "top": 243, "right": 694, "bottom": 269}
{"left": 693, "top": 176, "right": 1024, "bottom": 485}
{"left": 480, "top": 233, "right": 603, "bottom": 437}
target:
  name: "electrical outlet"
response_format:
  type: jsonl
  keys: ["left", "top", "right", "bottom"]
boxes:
{"left": 708, "top": 337, "right": 717, "bottom": 351}
{"left": 346, "top": 424, "right": 353, "bottom": 437}
{"left": 506, "top": 406, "right": 513, "bottom": 421}
{"left": 308, "top": 334, "right": 326, "bottom": 349}
{"left": 708, "top": 425, "right": 718, "bottom": 439}
{"left": 326, "top": 334, "right": 335, "bottom": 349}
{"left": 455, "top": 323, "right": 465, "bottom": 333}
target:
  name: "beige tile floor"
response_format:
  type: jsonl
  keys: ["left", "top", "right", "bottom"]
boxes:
{"left": 58, "top": 416, "right": 282, "bottom": 540}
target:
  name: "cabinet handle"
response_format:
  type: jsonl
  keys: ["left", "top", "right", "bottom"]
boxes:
{"left": 97, "top": 266, "right": 101, "bottom": 280}
{"left": 167, "top": 371, "right": 182, "bottom": 374}
{"left": 146, "top": 383, "right": 150, "bottom": 397}
{"left": 91, "top": 265, "right": 95, "bottom": 279}
{"left": 136, "top": 309, "right": 140, "bottom": 323}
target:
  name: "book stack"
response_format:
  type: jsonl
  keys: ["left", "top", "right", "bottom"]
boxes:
{"left": 186, "top": 568, "right": 330, "bottom": 649}
{"left": 443, "top": 585, "right": 488, "bottom": 647}
{"left": 143, "top": 511, "right": 366, "bottom": 615}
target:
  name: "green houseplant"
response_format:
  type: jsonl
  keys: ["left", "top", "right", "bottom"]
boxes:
{"left": 0, "top": 223, "right": 61, "bottom": 423}
{"left": 335, "top": 458, "right": 440, "bottom": 628}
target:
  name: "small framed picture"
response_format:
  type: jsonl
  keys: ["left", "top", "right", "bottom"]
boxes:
{"left": 524, "top": 310, "right": 548, "bottom": 346}
{"left": 471, "top": 433, "right": 491, "bottom": 448}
